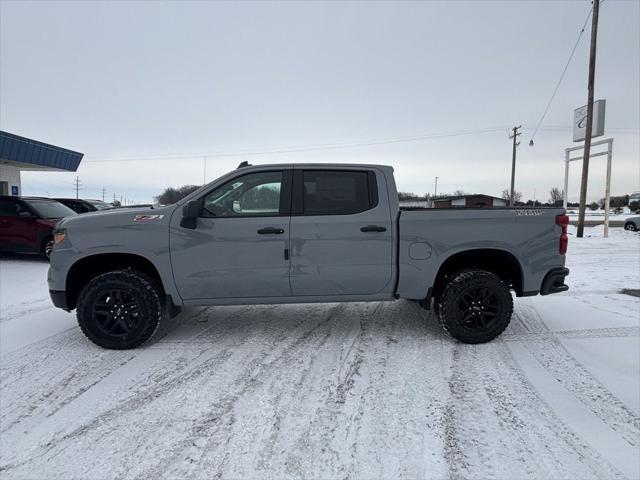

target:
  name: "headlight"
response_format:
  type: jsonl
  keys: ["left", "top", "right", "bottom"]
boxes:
{"left": 53, "top": 229, "right": 66, "bottom": 245}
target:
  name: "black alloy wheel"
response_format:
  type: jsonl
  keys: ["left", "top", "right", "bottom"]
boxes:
{"left": 455, "top": 286, "right": 502, "bottom": 332}
{"left": 437, "top": 270, "right": 513, "bottom": 344}
{"left": 76, "top": 270, "right": 163, "bottom": 349}
{"left": 92, "top": 289, "right": 143, "bottom": 337}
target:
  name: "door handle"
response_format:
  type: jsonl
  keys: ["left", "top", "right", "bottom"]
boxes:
{"left": 360, "top": 225, "right": 386, "bottom": 233}
{"left": 257, "top": 227, "right": 285, "bottom": 235}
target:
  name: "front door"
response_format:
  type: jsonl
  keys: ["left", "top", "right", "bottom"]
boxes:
{"left": 289, "top": 168, "right": 394, "bottom": 296}
{"left": 170, "top": 169, "right": 292, "bottom": 300}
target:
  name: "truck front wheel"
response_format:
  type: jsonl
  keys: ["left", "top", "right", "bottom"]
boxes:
{"left": 436, "top": 270, "right": 513, "bottom": 344}
{"left": 76, "top": 270, "right": 163, "bottom": 349}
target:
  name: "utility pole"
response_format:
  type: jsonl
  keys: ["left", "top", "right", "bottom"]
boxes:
{"left": 73, "top": 176, "right": 82, "bottom": 199}
{"left": 101, "top": 187, "right": 107, "bottom": 201}
{"left": 509, "top": 126, "right": 521, "bottom": 207}
{"left": 577, "top": 0, "right": 600, "bottom": 238}
{"left": 434, "top": 176, "right": 439, "bottom": 197}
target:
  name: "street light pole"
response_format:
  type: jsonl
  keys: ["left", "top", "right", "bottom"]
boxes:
{"left": 577, "top": 0, "right": 600, "bottom": 238}
{"left": 434, "top": 176, "right": 439, "bottom": 197}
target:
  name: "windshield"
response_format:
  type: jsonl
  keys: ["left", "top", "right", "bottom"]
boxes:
{"left": 25, "top": 199, "right": 77, "bottom": 219}
{"left": 89, "top": 200, "right": 113, "bottom": 210}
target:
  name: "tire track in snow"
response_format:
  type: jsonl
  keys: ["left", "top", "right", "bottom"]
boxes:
{"left": 441, "top": 341, "right": 626, "bottom": 479}
{"left": 0, "top": 305, "right": 238, "bottom": 471}
{"left": 0, "top": 331, "right": 136, "bottom": 437}
{"left": 1, "top": 299, "right": 636, "bottom": 479}
{"left": 512, "top": 299, "right": 640, "bottom": 448}
{"left": 132, "top": 303, "right": 349, "bottom": 479}
{"left": 0, "top": 299, "right": 51, "bottom": 324}
{"left": 91, "top": 306, "right": 340, "bottom": 477}
{"left": 502, "top": 326, "right": 639, "bottom": 341}
{"left": 0, "top": 321, "right": 247, "bottom": 473}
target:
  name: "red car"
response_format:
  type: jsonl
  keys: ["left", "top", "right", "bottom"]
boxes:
{"left": 0, "top": 196, "right": 76, "bottom": 259}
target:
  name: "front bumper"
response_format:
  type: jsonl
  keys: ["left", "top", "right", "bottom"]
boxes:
{"left": 540, "top": 267, "right": 569, "bottom": 295}
{"left": 49, "top": 290, "right": 71, "bottom": 311}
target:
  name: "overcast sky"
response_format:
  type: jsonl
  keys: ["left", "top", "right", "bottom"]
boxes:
{"left": 1, "top": 0, "right": 638, "bottom": 204}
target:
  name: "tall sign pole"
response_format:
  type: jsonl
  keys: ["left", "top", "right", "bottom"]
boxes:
{"left": 577, "top": 0, "right": 600, "bottom": 238}
{"left": 509, "top": 126, "right": 521, "bottom": 206}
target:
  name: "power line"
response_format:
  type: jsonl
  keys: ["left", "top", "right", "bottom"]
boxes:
{"left": 525, "top": 124, "right": 639, "bottom": 133}
{"left": 529, "top": 5, "right": 595, "bottom": 145}
{"left": 83, "top": 126, "right": 509, "bottom": 164}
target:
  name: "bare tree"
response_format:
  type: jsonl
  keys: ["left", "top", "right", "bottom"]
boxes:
{"left": 155, "top": 185, "right": 200, "bottom": 205}
{"left": 502, "top": 189, "right": 522, "bottom": 204}
{"left": 452, "top": 189, "right": 466, "bottom": 196}
{"left": 549, "top": 187, "right": 563, "bottom": 206}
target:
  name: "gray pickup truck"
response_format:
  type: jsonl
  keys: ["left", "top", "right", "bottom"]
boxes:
{"left": 49, "top": 163, "right": 569, "bottom": 349}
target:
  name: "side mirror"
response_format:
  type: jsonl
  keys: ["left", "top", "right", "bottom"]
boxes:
{"left": 180, "top": 200, "right": 200, "bottom": 229}
{"left": 18, "top": 211, "right": 34, "bottom": 218}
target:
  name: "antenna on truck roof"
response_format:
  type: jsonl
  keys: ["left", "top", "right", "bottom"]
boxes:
{"left": 237, "top": 161, "right": 252, "bottom": 169}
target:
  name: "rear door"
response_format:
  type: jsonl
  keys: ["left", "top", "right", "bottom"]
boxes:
{"left": 289, "top": 168, "right": 394, "bottom": 296}
{"left": 170, "top": 169, "right": 292, "bottom": 300}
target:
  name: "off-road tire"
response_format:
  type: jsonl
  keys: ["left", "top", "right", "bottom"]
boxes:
{"left": 436, "top": 270, "right": 513, "bottom": 344}
{"left": 76, "top": 270, "right": 163, "bottom": 349}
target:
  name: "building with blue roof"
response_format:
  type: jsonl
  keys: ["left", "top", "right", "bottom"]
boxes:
{"left": 0, "top": 130, "right": 84, "bottom": 196}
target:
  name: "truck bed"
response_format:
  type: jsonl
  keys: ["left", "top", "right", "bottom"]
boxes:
{"left": 395, "top": 207, "right": 566, "bottom": 299}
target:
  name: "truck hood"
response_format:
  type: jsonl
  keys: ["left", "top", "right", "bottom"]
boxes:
{"left": 56, "top": 204, "right": 178, "bottom": 229}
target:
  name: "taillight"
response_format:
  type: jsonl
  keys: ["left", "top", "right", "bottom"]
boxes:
{"left": 556, "top": 214, "right": 569, "bottom": 255}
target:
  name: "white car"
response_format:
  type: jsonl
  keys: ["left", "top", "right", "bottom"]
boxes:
{"left": 624, "top": 216, "right": 639, "bottom": 232}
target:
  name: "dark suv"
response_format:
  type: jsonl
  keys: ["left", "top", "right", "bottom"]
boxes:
{"left": 0, "top": 196, "right": 76, "bottom": 259}
{"left": 55, "top": 198, "right": 113, "bottom": 214}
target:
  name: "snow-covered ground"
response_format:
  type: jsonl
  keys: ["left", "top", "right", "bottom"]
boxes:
{"left": 1, "top": 228, "right": 639, "bottom": 479}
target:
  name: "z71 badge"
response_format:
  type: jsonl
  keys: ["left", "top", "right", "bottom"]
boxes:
{"left": 133, "top": 214, "right": 164, "bottom": 222}
{"left": 514, "top": 209, "right": 544, "bottom": 216}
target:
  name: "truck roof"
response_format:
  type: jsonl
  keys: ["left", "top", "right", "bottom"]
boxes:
{"left": 235, "top": 162, "right": 394, "bottom": 171}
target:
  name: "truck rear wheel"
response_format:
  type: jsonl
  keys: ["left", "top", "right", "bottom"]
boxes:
{"left": 76, "top": 270, "right": 163, "bottom": 349}
{"left": 436, "top": 270, "right": 513, "bottom": 344}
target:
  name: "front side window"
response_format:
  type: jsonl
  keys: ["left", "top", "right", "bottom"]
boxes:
{"left": 202, "top": 171, "right": 283, "bottom": 217}
{"left": 302, "top": 170, "right": 372, "bottom": 215}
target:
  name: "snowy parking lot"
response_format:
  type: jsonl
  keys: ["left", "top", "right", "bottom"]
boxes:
{"left": 1, "top": 227, "right": 639, "bottom": 479}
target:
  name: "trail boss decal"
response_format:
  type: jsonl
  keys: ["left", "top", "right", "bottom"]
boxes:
{"left": 133, "top": 214, "right": 164, "bottom": 222}
{"left": 514, "top": 209, "right": 545, "bottom": 216}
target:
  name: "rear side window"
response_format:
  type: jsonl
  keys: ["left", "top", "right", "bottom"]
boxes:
{"left": 302, "top": 170, "right": 377, "bottom": 215}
